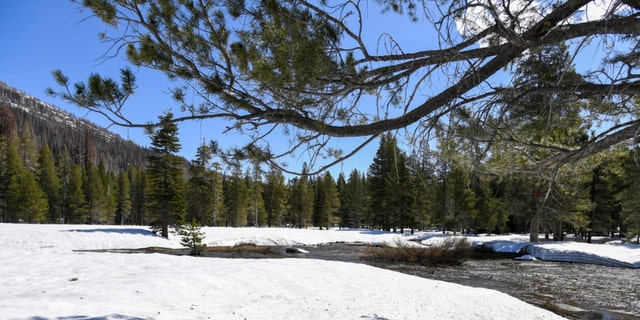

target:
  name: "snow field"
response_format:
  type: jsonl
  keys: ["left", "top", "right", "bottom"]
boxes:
{"left": 0, "top": 224, "right": 575, "bottom": 319}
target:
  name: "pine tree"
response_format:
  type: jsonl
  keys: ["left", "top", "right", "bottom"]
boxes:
{"left": 344, "top": 170, "right": 368, "bottom": 229}
{"left": 440, "top": 166, "right": 478, "bottom": 235}
{"left": 115, "top": 169, "right": 132, "bottom": 225}
{"left": 336, "top": 172, "right": 349, "bottom": 228}
{"left": 146, "top": 112, "right": 186, "bottom": 238}
{"left": 0, "top": 136, "right": 8, "bottom": 222}
{"left": 586, "top": 158, "right": 624, "bottom": 241}
{"left": 38, "top": 145, "right": 62, "bottom": 223}
{"left": 407, "top": 153, "right": 436, "bottom": 231}
{"left": 246, "top": 163, "right": 266, "bottom": 227}
{"left": 18, "top": 122, "right": 38, "bottom": 173}
{"left": 179, "top": 218, "right": 207, "bottom": 256}
{"left": 223, "top": 165, "right": 248, "bottom": 227}
{"left": 129, "top": 166, "right": 149, "bottom": 225}
{"left": 288, "top": 165, "right": 314, "bottom": 228}
{"left": 186, "top": 143, "right": 216, "bottom": 225}
{"left": 66, "top": 163, "right": 88, "bottom": 223}
{"left": 4, "top": 135, "right": 48, "bottom": 223}
{"left": 506, "top": 43, "right": 587, "bottom": 242}
{"left": 620, "top": 151, "right": 640, "bottom": 243}
{"left": 368, "top": 133, "right": 412, "bottom": 232}
{"left": 210, "top": 162, "right": 224, "bottom": 227}
{"left": 472, "top": 174, "right": 508, "bottom": 234}
{"left": 264, "top": 167, "right": 288, "bottom": 227}
{"left": 84, "top": 162, "right": 108, "bottom": 224}
{"left": 313, "top": 172, "right": 340, "bottom": 230}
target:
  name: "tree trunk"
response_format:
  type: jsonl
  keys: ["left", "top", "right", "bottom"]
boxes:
{"left": 162, "top": 211, "right": 169, "bottom": 239}
{"left": 553, "top": 219, "right": 563, "bottom": 241}
{"left": 530, "top": 214, "right": 540, "bottom": 243}
{"left": 530, "top": 188, "right": 540, "bottom": 242}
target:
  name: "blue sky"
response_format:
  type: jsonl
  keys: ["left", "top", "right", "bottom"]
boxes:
{"left": 2, "top": 1, "right": 613, "bottom": 177}
{"left": 0, "top": 0, "right": 383, "bottom": 177}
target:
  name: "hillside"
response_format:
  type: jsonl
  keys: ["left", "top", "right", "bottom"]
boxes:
{"left": 0, "top": 81, "right": 151, "bottom": 171}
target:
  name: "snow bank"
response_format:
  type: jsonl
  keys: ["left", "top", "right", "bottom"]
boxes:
{"left": 0, "top": 224, "right": 564, "bottom": 320}
{"left": 202, "top": 227, "right": 414, "bottom": 247}
{"left": 528, "top": 242, "right": 640, "bottom": 268}
{"left": 471, "top": 234, "right": 531, "bottom": 253}
{"left": 469, "top": 234, "right": 640, "bottom": 268}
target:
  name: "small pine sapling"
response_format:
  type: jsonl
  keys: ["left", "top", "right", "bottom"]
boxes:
{"left": 179, "top": 218, "right": 207, "bottom": 256}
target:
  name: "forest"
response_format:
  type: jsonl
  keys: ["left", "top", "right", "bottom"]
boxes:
{"left": 2, "top": 86, "right": 640, "bottom": 244}
{"left": 5, "top": 0, "right": 640, "bottom": 244}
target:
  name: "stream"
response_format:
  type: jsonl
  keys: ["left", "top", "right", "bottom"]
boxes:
{"left": 90, "top": 243, "right": 640, "bottom": 319}
{"left": 370, "top": 255, "right": 640, "bottom": 319}
{"left": 290, "top": 243, "right": 640, "bottom": 319}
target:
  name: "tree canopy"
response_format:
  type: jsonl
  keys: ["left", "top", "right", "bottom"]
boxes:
{"left": 50, "top": 0, "right": 640, "bottom": 174}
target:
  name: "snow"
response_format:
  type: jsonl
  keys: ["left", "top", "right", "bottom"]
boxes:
{"left": 466, "top": 234, "right": 640, "bottom": 268}
{"left": 528, "top": 242, "right": 640, "bottom": 268}
{"left": 0, "top": 224, "right": 569, "bottom": 320}
{"left": 419, "top": 232, "right": 640, "bottom": 268}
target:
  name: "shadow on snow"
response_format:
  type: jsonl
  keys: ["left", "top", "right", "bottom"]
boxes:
{"left": 26, "top": 315, "right": 148, "bottom": 320}
{"left": 62, "top": 228, "right": 157, "bottom": 237}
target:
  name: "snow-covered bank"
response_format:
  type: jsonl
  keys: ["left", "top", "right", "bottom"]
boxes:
{"left": 527, "top": 242, "right": 640, "bottom": 268}
{"left": 461, "top": 234, "right": 640, "bottom": 268}
{"left": 0, "top": 224, "right": 564, "bottom": 320}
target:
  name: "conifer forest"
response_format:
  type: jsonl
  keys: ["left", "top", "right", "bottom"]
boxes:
{"left": 3, "top": 0, "right": 640, "bottom": 245}
{"left": 2, "top": 82, "right": 640, "bottom": 243}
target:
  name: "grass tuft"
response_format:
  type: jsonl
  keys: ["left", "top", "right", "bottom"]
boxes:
{"left": 205, "top": 242, "right": 281, "bottom": 255}
{"left": 360, "top": 237, "right": 472, "bottom": 266}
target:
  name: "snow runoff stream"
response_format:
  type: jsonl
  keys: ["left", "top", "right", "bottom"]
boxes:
{"left": 376, "top": 256, "right": 640, "bottom": 320}
{"left": 120, "top": 242, "right": 640, "bottom": 319}
{"left": 284, "top": 242, "right": 640, "bottom": 319}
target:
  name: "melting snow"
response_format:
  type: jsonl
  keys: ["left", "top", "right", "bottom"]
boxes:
{"left": 4, "top": 224, "right": 636, "bottom": 319}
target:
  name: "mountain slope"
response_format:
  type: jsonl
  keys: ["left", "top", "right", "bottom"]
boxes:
{"left": 0, "top": 81, "right": 150, "bottom": 171}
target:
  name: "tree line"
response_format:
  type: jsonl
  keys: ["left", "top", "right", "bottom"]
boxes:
{"left": 2, "top": 109, "right": 640, "bottom": 243}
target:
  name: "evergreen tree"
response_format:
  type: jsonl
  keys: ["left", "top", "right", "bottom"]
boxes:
{"left": 129, "top": 166, "right": 149, "bottom": 225}
{"left": 179, "top": 218, "right": 207, "bottom": 256}
{"left": 38, "top": 145, "right": 62, "bottom": 223}
{"left": 393, "top": 153, "right": 417, "bottom": 233}
{"left": 620, "top": 151, "right": 640, "bottom": 243}
{"left": 586, "top": 158, "right": 624, "bottom": 241}
{"left": 0, "top": 136, "right": 8, "bottom": 222}
{"left": 4, "top": 135, "right": 47, "bottom": 223}
{"left": 84, "top": 162, "right": 110, "bottom": 224}
{"left": 186, "top": 143, "right": 217, "bottom": 225}
{"left": 407, "top": 153, "right": 436, "bottom": 230}
{"left": 444, "top": 166, "right": 478, "bottom": 234}
{"left": 223, "top": 165, "right": 249, "bottom": 227}
{"left": 61, "top": 1, "right": 639, "bottom": 178}
{"left": 115, "top": 169, "right": 132, "bottom": 225}
{"left": 246, "top": 163, "right": 266, "bottom": 227}
{"left": 335, "top": 172, "right": 349, "bottom": 228}
{"left": 102, "top": 164, "right": 118, "bottom": 223}
{"left": 504, "top": 43, "right": 587, "bottom": 241}
{"left": 65, "top": 163, "right": 88, "bottom": 223}
{"left": 344, "top": 170, "right": 368, "bottom": 229}
{"left": 287, "top": 165, "right": 314, "bottom": 228}
{"left": 264, "top": 167, "right": 288, "bottom": 227}
{"left": 368, "top": 133, "right": 413, "bottom": 232}
{"left": 210, "top": 162, "right": 224, "bottom": 227}
{"left": 18, "top": 122, "right": 39, "bottom": 173}
{"left": 313, "top": 172, "right": 340, "bottom": 230}
{"left": 469, "top": 174, "right": 508, "bottom": 234}
{"left": 146, "top": 112, "right": 186, "bottom": 238}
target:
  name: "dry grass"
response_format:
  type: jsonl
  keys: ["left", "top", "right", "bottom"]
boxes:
{"left": 360, "top": 237, "right": 472, "bottom": 266}
{"left": 205, "top": 242, "right": 282, "bottom": 255}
